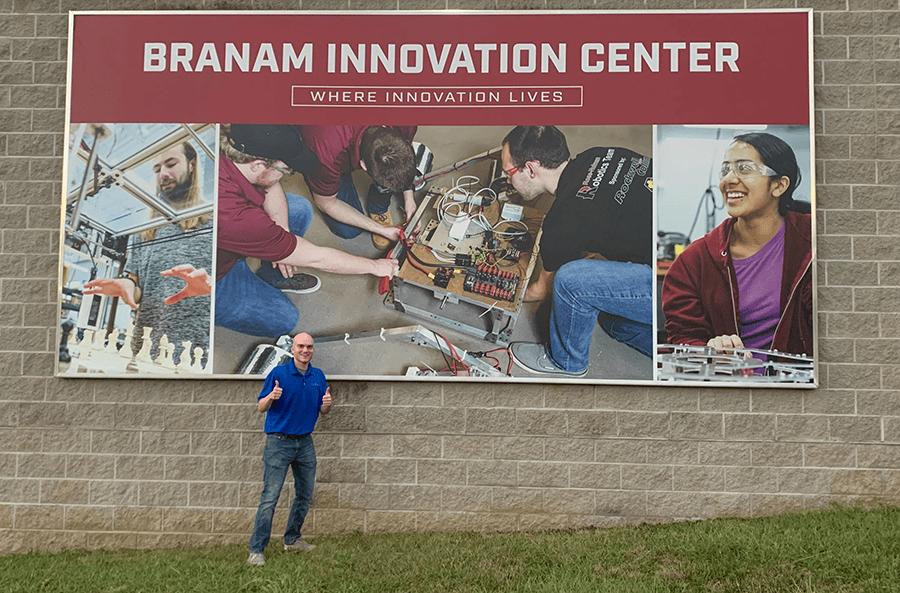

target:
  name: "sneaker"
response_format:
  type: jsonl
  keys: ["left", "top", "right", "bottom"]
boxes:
{"left": 284, "top": 538, "right": 316, "bottom": 551}
{"left": 369, "top": 211, "right": 394, "bottom": 250}
{"left": 265, "top": 273, "right": 321, "bottom": 294}
{"left": 247, "top": 552, "right": 265, "bottom": 566}
{"left": 510, "top": 342, "right": 588, "bottom": 377}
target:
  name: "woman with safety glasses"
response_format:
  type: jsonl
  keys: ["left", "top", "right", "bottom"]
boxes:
{"left": 662, "top": 132, "right": 813, "bottom": 357}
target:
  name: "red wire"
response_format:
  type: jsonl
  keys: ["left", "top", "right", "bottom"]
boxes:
{"left": 434, "top": 331, "right": 469, "bottom": 377}
{"left": 483, "top": 347, "right": 513, "bottom": 376}
{"left": 441, "top": 332, "right": 470, "bottom": 376}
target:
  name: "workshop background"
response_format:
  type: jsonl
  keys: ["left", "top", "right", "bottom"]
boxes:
{"left": 213, "top": 125, "right": 654, "bottom": 381}
{"left": 1, "top": 1, "right": 899, "bottom": 553}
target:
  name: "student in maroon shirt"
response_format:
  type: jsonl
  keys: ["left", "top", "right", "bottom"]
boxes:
{"left": 299, "top": 125, "right": 418, "bottom": 250}
{"left": 216, "top": 125, "right": 398, "bottom": 338}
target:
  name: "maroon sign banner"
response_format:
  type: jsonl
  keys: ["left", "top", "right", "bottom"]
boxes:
{"left": 59, "top": 11, "right": 816, "bottom": 386}
{"left": 69, "top": 11, "right": 810, "bottom": 126}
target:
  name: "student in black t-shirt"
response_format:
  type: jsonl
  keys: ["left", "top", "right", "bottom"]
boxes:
{"left": 501, "top": 126, "right": 653, "bottom": 377}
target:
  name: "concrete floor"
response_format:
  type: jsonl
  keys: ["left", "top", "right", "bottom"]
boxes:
{"left": 213, "top": 125, "right": 653, "bottom": 382}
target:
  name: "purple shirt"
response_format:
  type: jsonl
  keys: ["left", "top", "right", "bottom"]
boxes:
{"left": 733, "top": 219, "right": 786, "bottom": 356}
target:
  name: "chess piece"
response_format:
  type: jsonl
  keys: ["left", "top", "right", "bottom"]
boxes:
{"left": 59, "top": 318, "right": 76, "bottom": 363}
{"left": 191, "top": 346, "right": 205, "bottom": 373}
{"left": 177, "top": 341, "right": 193, "bottom": 372}
{"left": 158, "top": 334, "right": 170, "bottom": 362}
{"left": 121, "top": 321, "right": 135, "bottom": 355}
{"left": 136, "top": 326, "right": 154, "bottom": 363}
{"left": 91, "top": 328, "right": 105, "bottom": 350}
{"left": 67, "top": 326, "right": 80, "bottom": 359}
{"left": 104, "top": 328, "right": 119, "bottom": 354}
{"left": 159, "top": 335, "right": 176, "bottom": 369}
{"left": 81, "top": 329, "right": 96, "bottom": 360}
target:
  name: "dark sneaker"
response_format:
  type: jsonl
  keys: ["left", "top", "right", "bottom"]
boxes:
{"left": 511, "top": 342, "right": 588, "bottom": 377}
{"left": 284, "top": 538, "right": 316, "bottom": 551}
{"left": 266, "top": 273, "right": 321, "bottom": 294}
{"left": 247, "top": 552, "right": 265, "bottom": 566}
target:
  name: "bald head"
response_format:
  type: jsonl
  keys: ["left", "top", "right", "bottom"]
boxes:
{"left": 291, "top": 333, "right": 315, "bottom": 370}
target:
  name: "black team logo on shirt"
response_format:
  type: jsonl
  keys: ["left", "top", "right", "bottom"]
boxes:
{"left": 576, "top": 149, "right": 616, "bottom": 201}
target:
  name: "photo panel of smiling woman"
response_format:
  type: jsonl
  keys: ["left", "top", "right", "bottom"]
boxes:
{"left": 655, "top": 125, "right": 814, "bottom": 383}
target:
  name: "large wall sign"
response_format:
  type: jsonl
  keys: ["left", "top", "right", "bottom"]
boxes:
{"left": 59, "top": 10, "right": 816, "bottom": 386}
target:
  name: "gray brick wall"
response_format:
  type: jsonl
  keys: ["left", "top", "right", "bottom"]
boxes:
{"left": 2, "top": 0, "right": 900, "bottom": 554}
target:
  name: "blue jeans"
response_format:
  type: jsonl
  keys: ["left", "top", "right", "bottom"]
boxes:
{"left": 249, "top": 433, "right": 317, "bottom": 554}
{"left": 321, "top": 174, "right": 392, "bottom": 239}
{"left": 549, "top": 259, "right": 653, "bottom": 372}
{"left": 215, "top": 193, "right": 313, "bottom": 337}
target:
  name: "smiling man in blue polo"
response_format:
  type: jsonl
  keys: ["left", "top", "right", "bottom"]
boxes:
{"left": 247, "top": 332, "right": 332, "bottom": 566}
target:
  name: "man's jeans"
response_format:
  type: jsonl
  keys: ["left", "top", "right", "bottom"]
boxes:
{"left": 549, "top": 259, "right": 653, "bottom": 372}
{"left": 249, "top": 433, "right": 317, "bottom": 554}
{"left": 321, "top": 173, "right": 392, "bottom": 239}
{"left": 215, "top": 193, "right": 313, "bottom": 338}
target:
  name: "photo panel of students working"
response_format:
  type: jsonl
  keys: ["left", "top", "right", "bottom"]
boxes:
{"left": 212, "top": 125, "right": 656, "bottom": 382}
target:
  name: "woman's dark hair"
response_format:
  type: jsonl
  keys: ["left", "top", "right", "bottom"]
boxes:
{"left": 732, "top": 132, "right": 809, "bottom": 215}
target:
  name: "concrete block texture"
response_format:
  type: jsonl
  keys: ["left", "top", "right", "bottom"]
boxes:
{"left": 3, "top": 2, "right": 900, "bottom": 554}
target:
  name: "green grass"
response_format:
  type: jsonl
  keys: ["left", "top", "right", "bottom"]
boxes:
{"left": 2, "top": 505, "right": 898, "bottom": 592}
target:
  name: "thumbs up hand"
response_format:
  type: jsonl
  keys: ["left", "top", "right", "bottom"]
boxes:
{"left": 270, "top": 380, "right": 282, "bottom": 401}
{"left": 320, "top": 387, "right": 333, "bottom": 414}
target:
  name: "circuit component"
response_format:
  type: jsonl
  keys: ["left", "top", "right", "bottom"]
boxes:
{"left": 432, "top": 267, "right": 454, "bottom": 288}
{"left": 501, "top": 248, "right": 523, "bottom": 262}
{"left": 463, "top": 264, "right": 520, "bottom": 301}
{"left": 482, "top": 229, "right": 499, "bottom": 251}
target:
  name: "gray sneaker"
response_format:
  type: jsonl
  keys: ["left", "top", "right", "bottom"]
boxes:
{"left": 247, "top": 552, "right": 265, "bottom": 566}
{"left": 511, "top": 342, "right": 587, "bottom": 377}
{"left": 266, "top": 273, "right": 321, "bottom": 294}
{"left": 284, "top": 538, "right": 316, "bottom": 551}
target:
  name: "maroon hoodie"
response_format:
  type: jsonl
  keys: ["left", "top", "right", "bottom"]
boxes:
{"left": 662, "top": 210, "right": 813, "bottom": 356}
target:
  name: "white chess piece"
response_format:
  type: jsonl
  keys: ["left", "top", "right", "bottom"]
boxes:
{"left": 67, "top": 328, "right": 80, "bottom": 359}
{"left": 136, "top": 326, "right": 154, "bottom": 363}
{"left": 104, "top": 328, "right": 119, "bottom": 354}
{"left": 81, "top": 329, "right": 96, "bottom": 360}
{"left": 158, "top": 334, "right": 170, "bottom": 362}
{"left": 191, "top": 347, "right": 205, "bottom": 373}
{"left": 121, "top": 321, "right": 135, "bottom": 357}
{"left": 166, "top": 343, "right": 178, "bottom": 369}
{"left": 177, "top": 341, "right": 193, "bottom": 372}
{"left": 159, "top": 335, "right": 176, "bottom": 369}
{"left": 91, "top": 328, "right": 105, "bottom": 350}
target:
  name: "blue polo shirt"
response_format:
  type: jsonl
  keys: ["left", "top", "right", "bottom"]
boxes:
{"left": 258, "top": 361, "right": 328, "bottom": 436}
